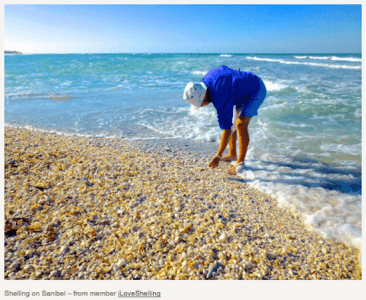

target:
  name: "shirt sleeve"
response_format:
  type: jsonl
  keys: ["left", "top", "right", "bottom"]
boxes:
{"left": 215, "top": 101, "right": 234, "bottom": 130}
{"left": 203, "top": 66, "right": 235, "bottom": 130}
{"left": 212, "top": 76, "right": 234, "bottom": 130}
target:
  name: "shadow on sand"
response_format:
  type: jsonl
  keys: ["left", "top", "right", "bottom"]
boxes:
{"left": 227, "top": 156, "right": 361, "bottom": 196}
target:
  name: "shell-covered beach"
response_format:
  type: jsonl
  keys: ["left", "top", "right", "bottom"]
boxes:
{"left": 4, "top": 128, "right": 362, "bottom": 280}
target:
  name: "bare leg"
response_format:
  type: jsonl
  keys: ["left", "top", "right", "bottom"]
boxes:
{"left": 221, "top": 110, "right": 241, "bottom": 162}
{"left": 229, "top": 130, "right": 237, "bottom": 156}
{"left": 227, "top": 116, "right": 251, "bottom": 175}
{"left": 237, "top": 116, "right": 251, "bottom": 163}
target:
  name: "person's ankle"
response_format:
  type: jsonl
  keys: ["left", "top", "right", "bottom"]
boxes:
{"left": 235, "top": 161, "right": 246, "bottom": 171}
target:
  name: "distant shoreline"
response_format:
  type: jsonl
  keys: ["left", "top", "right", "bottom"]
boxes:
{"left": 2, "top": 52, "right": 361, "bottom": 56}
{"left": 5, "top": 51, "right": 22, "bottom": 54}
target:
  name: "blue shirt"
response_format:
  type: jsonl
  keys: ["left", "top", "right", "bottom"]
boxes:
{"left": 202, "top": 66, "right": 261, "bottom": 130}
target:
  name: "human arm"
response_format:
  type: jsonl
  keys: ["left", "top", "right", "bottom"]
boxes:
{"left": 208, "top": 106, "right": 235, "bottom": 169}
{"left": 208, "top": 129, "right": 232, "bottom": 169}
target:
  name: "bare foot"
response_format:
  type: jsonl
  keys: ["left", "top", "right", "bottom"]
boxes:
{"left": 208, "top": 156, "right": 220, "bottom": 169}
{"left": 220, "top": 155, "right": 237, "bottom": 162}
{"left": 226, "top": 165, "right": 237, "bottom": 175}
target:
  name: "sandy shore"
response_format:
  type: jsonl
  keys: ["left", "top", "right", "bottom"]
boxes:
{"left": 4, "top": 127, "right": 362, "bottom": 280}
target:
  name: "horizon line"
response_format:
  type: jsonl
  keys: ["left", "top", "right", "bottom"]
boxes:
{"left": 4, "top": 52, "right": 362, "bottom": 55}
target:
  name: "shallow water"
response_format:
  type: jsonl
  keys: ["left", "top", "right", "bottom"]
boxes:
{"left": 5, "top": 53, "right": 362, "bottom": 248}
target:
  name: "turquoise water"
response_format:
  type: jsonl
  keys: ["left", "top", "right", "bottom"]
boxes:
{"left": 4, "top": 53, "right": 362, "bottom": 248}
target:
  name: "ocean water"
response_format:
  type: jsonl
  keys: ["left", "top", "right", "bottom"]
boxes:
{"left": 4, "top": 53, "right": 362, "bottom": 249}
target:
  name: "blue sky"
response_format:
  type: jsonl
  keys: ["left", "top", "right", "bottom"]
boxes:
{"left": 4, "top": 4, "right": 362, "bottom": 54}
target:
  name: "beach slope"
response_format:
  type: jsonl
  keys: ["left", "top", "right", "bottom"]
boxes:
{"left": 4, "top": 128, "right": 361, "bottom": 280}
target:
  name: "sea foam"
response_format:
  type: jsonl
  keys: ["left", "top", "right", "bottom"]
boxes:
{"left": 191, "top": 71, "right": 207, "bottom": 76}
{"left": 246, "top": 56, "right": 361, "bottom": 70}
{"left": 234, "top": 156, "right": 362, "bottom": 250}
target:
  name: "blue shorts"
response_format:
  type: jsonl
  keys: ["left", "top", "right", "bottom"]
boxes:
{"left": 236, "top": 78, "right": 267, "bottom": 117}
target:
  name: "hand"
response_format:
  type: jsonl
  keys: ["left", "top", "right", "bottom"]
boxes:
{"left": 208, "top": 156, "right": 220, "bottom": 169}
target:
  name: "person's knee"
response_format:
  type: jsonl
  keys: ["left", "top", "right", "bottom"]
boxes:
{"left": 236, "top": 117, "right": 250, "bottom": 131}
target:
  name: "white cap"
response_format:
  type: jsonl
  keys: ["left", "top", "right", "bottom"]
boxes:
{"left": 183, "top": 82, "right": 207, "bottom": 110}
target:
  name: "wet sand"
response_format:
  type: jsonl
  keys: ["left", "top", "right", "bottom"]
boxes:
{"left": 4, "top": 127, "right": 362, "bottom": 280}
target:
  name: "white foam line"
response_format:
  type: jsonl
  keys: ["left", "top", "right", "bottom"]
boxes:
{"left": 330, "top": 56, "right": 362, "bottom": 62}
{"left": 4, "top": 123, "right": 100, "bottom": 138}
{"left": 236, "top": 165, "right": 362, "bottom": 250}
{"left": 277, "top": 121, "right": 315, "bottom": 128}
{"left": 308, "top": 56, "right": 362, "bottom": 63}
{"left": 262, "top": 80, "right": 289, "bottom": 91}
{"left": 246, "top": 56, "right": 361, "bottom": 70}
{"left": 138, "top": 123, "right": 176, "bottom": 137}
{"left": 191, "top": 71, "right": 207, "bottom": 76}
{"left": 309, "top": 56, "right": 331, "bottom": 60}
{"left": 127, "top": 136, "right": 180, "bottom": 141}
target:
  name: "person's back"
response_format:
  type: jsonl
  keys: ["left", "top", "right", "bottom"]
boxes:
{"left": 202, "top": 66, "right": 262, "bottom": 130}
{"left": 203, "top": 66, "right": 261, "bottom": 102}
{"left": 231, "top": 69, "right": 261, "bottom": 105}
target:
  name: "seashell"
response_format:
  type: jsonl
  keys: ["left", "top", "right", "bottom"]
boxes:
{"left": 188, "top": 260, "right": 199, "bottom": 269}
{"left": 111, "top": 222, "right": 119, "bottom": 228}
{"left": 117, "top": 259, "right": 127, "bottom": 269}
{"left": 35, "top": 271, "right": 42, "bottom": 277}
{"left": 206, "top": 262, "right": 216, "bottom": 279}
{"left": 24, "top": 265, "right": 33, "bottom": 272}
{"left": 219, "top": 233, "right": 226, "bottom": 241}
{"left": 243, "top": 262, "right": 252, "bottom": 270}
{"left": 218, "top": 252, "right": 226, "bottom": 260}
{"left": 280, "top": 247, "right": 287, "bottom": 256}
{"left": 78, "top": 265, "right": 85, "bottom": 271}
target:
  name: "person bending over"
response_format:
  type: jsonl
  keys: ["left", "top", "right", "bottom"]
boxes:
{"left": 183, "top": 66, "right": 267, "bottom": 175}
